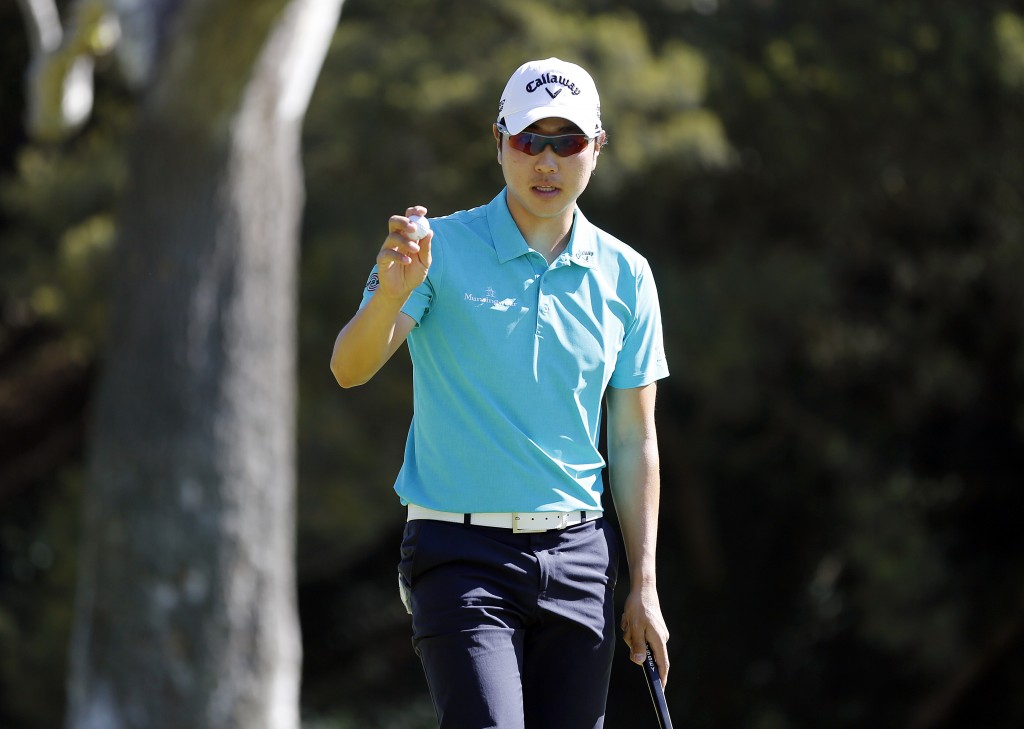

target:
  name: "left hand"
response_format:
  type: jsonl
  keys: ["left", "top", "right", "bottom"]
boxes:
{"left": 620, "top": 584, "right": 670, "bottom": 686}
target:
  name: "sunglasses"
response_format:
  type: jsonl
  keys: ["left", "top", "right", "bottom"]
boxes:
{"left": 496, "top": 122, "right": 599, "bottom": 158}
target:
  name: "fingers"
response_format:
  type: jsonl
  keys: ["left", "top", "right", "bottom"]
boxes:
{"left": 374, "top": 207, "right": 432, "bottom": 298}
{"left": 383, "top": 208, "right": 432, "bottom": 266}
{"left": 622, "top": 627, "right": 670, "bottom": 687}
{"left": 384, "top": 218, "right": 421, "bottom": 264}
{"left": 621, "top": 615, "right": 648, "bottom": 666}
{"left": 621, "top": 602, "right": 671, "bottom": 687}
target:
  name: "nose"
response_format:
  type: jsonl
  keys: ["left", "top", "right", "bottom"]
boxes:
{"left": 534, "top": 147, "right": 558, "bottom": 173}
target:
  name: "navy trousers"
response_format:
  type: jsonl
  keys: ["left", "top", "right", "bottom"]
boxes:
{"left": 398, "top": 517, "right": 621, "bottom": 729}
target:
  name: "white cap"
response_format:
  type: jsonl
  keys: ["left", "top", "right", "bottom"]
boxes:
{"left": 497, "top": 58, "right": 603, "bottom": 137}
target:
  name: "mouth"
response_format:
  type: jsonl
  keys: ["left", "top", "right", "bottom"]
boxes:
{"left": 533, "top": 184, "right": 559, "bottom": 194}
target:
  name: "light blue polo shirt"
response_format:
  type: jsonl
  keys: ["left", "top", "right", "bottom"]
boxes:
{"left": 359, "top": 189, "right": 669, "bottom": 513}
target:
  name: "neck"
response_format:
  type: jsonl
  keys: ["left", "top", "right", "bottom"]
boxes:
{"left": 513, "top": 210, "right": 575, "bottom": 266}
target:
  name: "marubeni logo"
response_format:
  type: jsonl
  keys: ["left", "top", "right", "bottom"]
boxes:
{"left": 465, "top": 286, "right": 518, "bottom": 312}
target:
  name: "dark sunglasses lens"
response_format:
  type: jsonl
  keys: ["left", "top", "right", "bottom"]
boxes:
{"left": 510, "top": 133, "right": 589, "bottom": 157}
{"left": 511, "top": 134, "right": 545, "bottom": 155}
{"left": 553, "top": 136, "right": 589, "bottom": 156}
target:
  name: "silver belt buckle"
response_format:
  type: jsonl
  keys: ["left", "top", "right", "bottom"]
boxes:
{"left": 513, "top": 512, "right": 566, "bottom": 533}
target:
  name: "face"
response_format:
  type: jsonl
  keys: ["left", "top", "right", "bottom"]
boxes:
{"left": 493, "top": 117, "right": 605, "bottom": 229}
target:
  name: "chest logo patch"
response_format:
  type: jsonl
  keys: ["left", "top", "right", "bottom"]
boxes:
{"left": 464, "top": 286, "right": 518, "bottom": 312}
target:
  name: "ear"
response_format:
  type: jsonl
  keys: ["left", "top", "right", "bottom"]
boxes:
{"left": 493, "top": 123, "right": 503, "bottom": 163}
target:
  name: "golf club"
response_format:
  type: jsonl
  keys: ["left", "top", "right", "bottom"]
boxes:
{"left": 642, "top": 643, "right": 673, "bottom": 729}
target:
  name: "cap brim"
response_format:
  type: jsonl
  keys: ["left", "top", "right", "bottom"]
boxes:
{"left": 502, "top": 106, "right": 602, "bottom": 137}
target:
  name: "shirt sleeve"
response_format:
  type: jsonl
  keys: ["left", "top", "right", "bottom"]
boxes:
{"left": 357, "top": 268, "right": 433, "bottom": 325}
{"left": 609, "top": 258, "right": 670, "bottom": 389}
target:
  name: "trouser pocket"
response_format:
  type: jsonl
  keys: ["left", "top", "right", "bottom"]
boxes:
{"left": 397, "top": 520, "right": 422, "bottom": 615}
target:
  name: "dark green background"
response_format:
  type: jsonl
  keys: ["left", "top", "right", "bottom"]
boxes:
{"left": 3, "top": 0, "right": 1024, "bottom": 727}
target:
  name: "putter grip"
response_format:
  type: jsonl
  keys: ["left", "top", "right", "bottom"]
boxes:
{"left": 643, "top": 644, "right": 674, "bottom": 729}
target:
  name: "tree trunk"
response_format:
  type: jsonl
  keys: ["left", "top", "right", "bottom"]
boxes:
{"left": 64, "top": 1, "right": 342, "bottom": 728}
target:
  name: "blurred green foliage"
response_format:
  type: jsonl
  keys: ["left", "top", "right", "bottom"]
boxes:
{"left": 2, "top": 0, "right": 1024, "bottom": 728}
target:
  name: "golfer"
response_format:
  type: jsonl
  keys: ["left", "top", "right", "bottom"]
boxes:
{"left": 331, "top": 57, "right": 670, "bottom": 729}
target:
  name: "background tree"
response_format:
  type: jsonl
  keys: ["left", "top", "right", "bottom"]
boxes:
{"left": 9, "top": 0, "right": 345, "bottom": 727}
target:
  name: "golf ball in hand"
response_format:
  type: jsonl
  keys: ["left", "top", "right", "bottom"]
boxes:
{"left": 408, "top": 215, "right": 431, "bottom": 241}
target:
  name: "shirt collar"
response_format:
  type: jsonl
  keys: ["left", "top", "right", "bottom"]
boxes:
{"left": 487, "top": 190, "right": 529, "bottom": 263}
{"left": 487, "top": 188, "right": 597, "bottom": 268}
{"left": 565, "top": 208, "right": 597, "bottom": 268}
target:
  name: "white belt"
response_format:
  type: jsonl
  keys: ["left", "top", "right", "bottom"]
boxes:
{"left": 407, "top": 504, "right": 602, "bottom": 533}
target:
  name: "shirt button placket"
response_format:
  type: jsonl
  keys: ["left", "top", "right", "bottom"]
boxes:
{"left": 536, "top": 270, "right": 548, "bottom": 336}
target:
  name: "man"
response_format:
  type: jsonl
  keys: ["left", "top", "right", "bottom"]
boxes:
{"left": 331, "top": 57, "right": 670, "bottom": 729}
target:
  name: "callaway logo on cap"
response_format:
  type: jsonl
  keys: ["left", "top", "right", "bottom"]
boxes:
{"left": 497, "top": 57, "right": 603, "bottom": 137}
